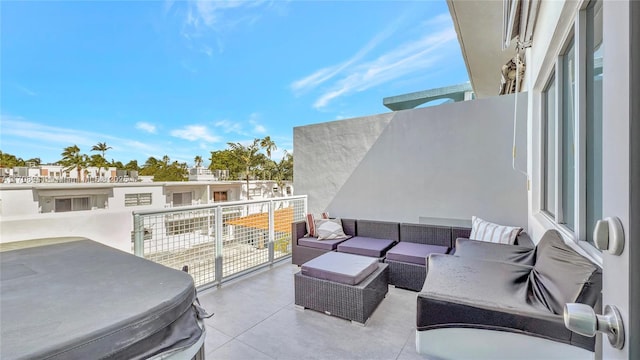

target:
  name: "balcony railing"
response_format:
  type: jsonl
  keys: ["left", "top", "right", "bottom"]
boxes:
{"left": 132, "top": 195, "right": 307, "bottom": 289}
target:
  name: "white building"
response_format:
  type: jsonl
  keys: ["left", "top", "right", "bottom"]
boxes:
{"left": 0, "top": 179, "right": 293, "bottom": 251}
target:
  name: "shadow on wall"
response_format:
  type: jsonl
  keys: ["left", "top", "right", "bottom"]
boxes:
{"left": 294, "top": 93, "right": 528, "bottom": 227}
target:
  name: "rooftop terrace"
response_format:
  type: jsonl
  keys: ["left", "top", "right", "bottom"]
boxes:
{"left": 198, "top": 260, "right": 423, "bottom": 360}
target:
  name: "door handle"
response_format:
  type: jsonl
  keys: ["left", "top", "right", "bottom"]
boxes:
{"left": 593, "top": 216, "right": 624, "bottom": 255}
{"left": 564, "top": 303, "right": 625, "bottom": 349}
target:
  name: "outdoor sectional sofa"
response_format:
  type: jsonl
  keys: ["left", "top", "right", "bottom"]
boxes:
{"left": 416, "top": 229, "right": 602, "bottom": 358}
{"left": 292, "top": 218, "right": 533, "bottom": 291}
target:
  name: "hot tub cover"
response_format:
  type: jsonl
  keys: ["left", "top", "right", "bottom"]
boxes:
{"left": 0, "top": 239, "right": 207, "bottom": 359}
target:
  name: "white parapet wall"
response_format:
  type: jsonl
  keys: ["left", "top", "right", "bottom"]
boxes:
{"left": 294, "top": 93, "right": 528, "bottom": 227}
{"left": 0, "top": 210, "right": 134, "bottom": 253}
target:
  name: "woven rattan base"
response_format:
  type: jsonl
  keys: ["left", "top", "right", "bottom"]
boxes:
{"left": 294, "top": 263, "right": 389, "bottom": 325}
{"left": 385, "top": 260, "right": 426, "bottom": 292}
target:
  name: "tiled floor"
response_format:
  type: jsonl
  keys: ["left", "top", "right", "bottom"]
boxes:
{"left": 198, "top": 260, "right": 425, "bottom": 360}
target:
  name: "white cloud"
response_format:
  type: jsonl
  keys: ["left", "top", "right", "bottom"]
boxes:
{"left": 170, "top": 125, "right": 221, "bottom": 143}
{"left": 248, "top": 113, "right": 267, "bottom": 134}
{"left": 16, "top": 85, "right": 37, "bottom": 96}
{"left": 291, "top": 15, "right": 404, "bottom": 94}
{"left": 201, "top": 45, "right": 213, "bottom": 57}
{"left": 312, "top": 27, "right": 457, "bottom": 109}
{"left": 214, "top": 119, "right": 244, "bottom": 134}
{"left": 184, "top": 0, "right": 267, "bottom": 32}
{"left": 0, "top": 116, "right": 162, "bottom": 163}
{"left": 290, "top": 13, "right": 458, "bottom": 109}
{"left": 136, "top": 121, "right": 157, "bottom": 134}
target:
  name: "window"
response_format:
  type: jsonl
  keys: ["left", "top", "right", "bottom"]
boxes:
{"left": 249, "top": 188, "right": 261, "bottom": 197}
{"left": 213, "top": 191, "right": 228, "bottom": 202}
{"left": 561, "top": 39, "right": 576, "bottom": 230}
{"left": 55, "top": 197, "right": 90, "bottom": 212}
{"left": 172, "top": 192, "right": 193, "bottom": 207}
{"left": 543, "top": 74, "right": 556, "bottom": 218}
{"left": 540, "top": 0, "right": 602, "bottom": 245}
{"left": 125, "top": 193, "right": 152, "bottom": 207}
{"left": 585, "top": 0, "right": 603, "bottom": 244}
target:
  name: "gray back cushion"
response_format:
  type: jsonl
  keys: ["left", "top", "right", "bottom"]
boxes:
{"left": 529, "top": 230, "right": 602, "bottom": 314}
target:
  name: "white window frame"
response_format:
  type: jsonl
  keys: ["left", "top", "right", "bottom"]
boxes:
{"left": 536, "top": 0, "right": 601, "bottom": 258}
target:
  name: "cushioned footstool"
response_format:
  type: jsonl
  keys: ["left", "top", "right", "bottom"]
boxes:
{"left": 294, "top": 252, "right": 389, "bottom": 325}
{"left": 385, "top": 243, "right": 450, "bottom": 291}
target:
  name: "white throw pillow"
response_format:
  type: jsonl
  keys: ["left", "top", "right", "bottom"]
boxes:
{"left": 469, "top": 216, "right": 522, "bottom": 245}
{"left": 315, "top": 218, "right": 350, "bottom": 241}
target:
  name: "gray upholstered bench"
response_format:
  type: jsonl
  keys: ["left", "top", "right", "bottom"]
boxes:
{"left": 294, "top": 252, "right": 389, "bottom": 325}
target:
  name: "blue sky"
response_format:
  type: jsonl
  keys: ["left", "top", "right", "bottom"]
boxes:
{"left": 1, "top": 0, "right": 468, "bottom": 166}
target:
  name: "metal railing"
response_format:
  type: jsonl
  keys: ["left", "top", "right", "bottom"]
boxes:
{"left": 133, "top": 195, "right": 307, "bottom": 289}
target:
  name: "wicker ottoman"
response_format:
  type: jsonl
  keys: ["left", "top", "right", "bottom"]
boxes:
{"left": 294, "top": 252, "right": 389, "bottom": 325}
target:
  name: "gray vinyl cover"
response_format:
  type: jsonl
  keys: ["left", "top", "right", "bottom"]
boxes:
{"left": 0, "top": 239, "right": 203, "bottom": 360}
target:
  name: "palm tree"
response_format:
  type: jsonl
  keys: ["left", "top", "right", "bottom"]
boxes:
{"left": 60, "top": 145, "right": 87, "bottom": 182}
{"left": 194, "top": 155, "right": 203, "bottom": 167}
{"left": 91, "top": 142, "right": 112, "bottom": 178}
{"left": 227, "top": 139, "right": 261, "bottom": 199}
{"left": 260, "top": 136, "right": 277, "bottom": 159}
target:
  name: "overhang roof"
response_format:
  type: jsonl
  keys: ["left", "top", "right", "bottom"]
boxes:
{"left": 447, "top": 0, "right": 517, "bottom": 98}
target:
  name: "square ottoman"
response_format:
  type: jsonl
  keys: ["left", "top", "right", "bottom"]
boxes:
{"left": 385, "top": 242, "right": 450, "bottom": 291}
{"left": 294, "top": 252, "right": 389, "bottom": 325}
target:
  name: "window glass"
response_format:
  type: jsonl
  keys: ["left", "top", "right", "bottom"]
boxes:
{"left": 213, "top": 191, "right": 228, "bottom": 202}
{"left": 173, "top": 192, "right": 192, "bottom": 206}
{"left": 55, "top": 198, "right": 72, "bottom": 212}
{"left": 543, "top": 74, "right": 557, "bottom": 217}
{"left": 72, "top": 197, "right": 90, "bottom": 211}
{"left": 586, "top": 0, "right": 603, "bottom": 244}
{"left": 561, "top": 40, "right": 576, "bottom": 230}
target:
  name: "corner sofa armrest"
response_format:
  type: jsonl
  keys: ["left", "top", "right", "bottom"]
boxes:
{"left": 340, "top": 218, "right": 357, "bottom": 237}
{"left": 292, "top": 220, "right": 307, "bottom": 243}
{"left": 454, "top": 238, "right": 536, "bottom": 266}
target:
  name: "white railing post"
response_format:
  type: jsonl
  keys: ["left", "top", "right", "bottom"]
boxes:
{"left": 215, "top": 205, "right": 223, "bottom": 286}
{"left": 268, "top": 200, "right": 275, "bottom": 264}
{"left": 133, "top": 213, "right": 143, "bottom": 257}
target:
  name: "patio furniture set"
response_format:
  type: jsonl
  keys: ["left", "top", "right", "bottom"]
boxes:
{"left": 291, "top": 218, "right": 532, "bottom": 323}
{"left": 291, "top": 217, "right": 602, "bottom": 355}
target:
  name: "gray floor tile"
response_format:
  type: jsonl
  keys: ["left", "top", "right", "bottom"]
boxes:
{"left": 202, "top": 325, "right": 233, "bottom": 353}
{"left": 206, "top": 339, "right": 275, "bottom": 360}
{"left": 198, "top": 260, "right": 424, "bottom": 360}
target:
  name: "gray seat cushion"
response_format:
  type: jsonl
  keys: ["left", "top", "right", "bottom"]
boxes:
{"left": 301, "top": 252, "right": 379, "bottom": 286}
{"left": 298, "top": 236, "right": 350, "bottom": 251}
{"left": 337, "top": 236, "right": 395, "bottom": 258}
{"left": 386, "top": 242, "right": 449, "bottom": 265}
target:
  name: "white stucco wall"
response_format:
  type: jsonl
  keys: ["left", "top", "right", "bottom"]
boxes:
{"left": 0, "top": 210, "right": 133, "bottom": 253}
{"left": 0, "top": 187, "right": 40, "bottom": 216}
{"left": 294, "top": 93, "right": 528, "bottom": 227}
